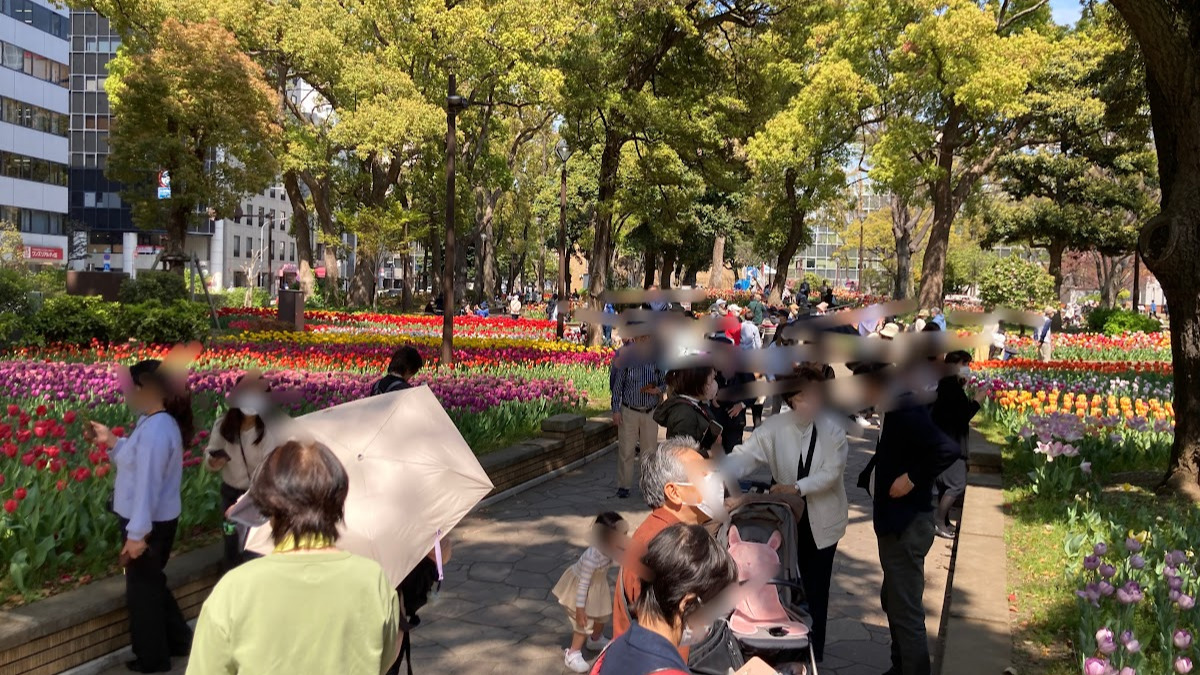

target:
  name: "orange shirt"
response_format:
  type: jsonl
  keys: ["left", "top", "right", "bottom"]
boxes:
{"left": 612, "top": 507, "right": 690, "bottom": 661}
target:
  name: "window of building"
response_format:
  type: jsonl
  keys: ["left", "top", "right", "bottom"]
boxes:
{"left": 289, "top": 243, "right": 294, "bottom": 261}
{"left": 246, "top": 237, "right": 253, "bottom": 257}
{"left": 278, "top": 242, "right": 284, "bottom": 261}
{"left": 233, "top": 235, "right": 241, "bottom": 257}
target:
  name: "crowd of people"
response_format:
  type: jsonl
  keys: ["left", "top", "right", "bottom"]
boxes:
{"left": 93, "top": 285, "right": 1007, "bottom": 675}
{"left": 595, "top": 292, "right": 997, "bottom": 675}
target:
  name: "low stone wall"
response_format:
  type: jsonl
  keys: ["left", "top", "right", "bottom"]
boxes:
{"left": 0, "top": 412, "right": 615, "bottom": 674}
{"left": 0, "top": 544, "right": 221, "bottom": 675}
{"left": 480, "top": 413, "right": 616, "bottom": 497}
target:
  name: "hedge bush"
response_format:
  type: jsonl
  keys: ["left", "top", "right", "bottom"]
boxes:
{"left": 26, "top": 296, "right": 210, "bottom": 345}
{"left": 118, "top": 271, "right": 188, "bottom": 305}
{"left": 1086, "top": 308, "right": 1162, "bottom": 336}
{"left": 0, "top": 268, "right": 32, "bottom": 316}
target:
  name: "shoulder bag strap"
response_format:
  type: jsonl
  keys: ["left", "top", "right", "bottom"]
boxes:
{"left": 796, "top": 424, "right": 818, "bottom": 482}
{"left": 617, "top": 568, "right": 633, "bottom": 624}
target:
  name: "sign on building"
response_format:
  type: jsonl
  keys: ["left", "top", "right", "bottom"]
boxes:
{"left": 157, "top": 171, "right": 171, "bottom": 199}
{"left": 23, "top": 245, "right": 63, "bottom": 261}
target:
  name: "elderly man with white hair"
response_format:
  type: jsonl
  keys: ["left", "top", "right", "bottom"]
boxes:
{"left": 611, "top": 437, "right": 723, "bottom": 655}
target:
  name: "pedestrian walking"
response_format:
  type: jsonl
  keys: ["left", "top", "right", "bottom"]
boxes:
{"left": 747, "top": 292, "right": 766, "bottom": 326}
{"left": 370, "top": 345, "right": 424, "bottom": 396}
{"left": 1035, "top": 308, "right": 1055, "bottom": 361}
{"left": 739, "top": 308, "right": 763, "bottom": 350}
{"left": 931, "top": 351, "right": 986, "bottom": 539}
{"left": 723, "top": 304, "right": 743, "bottom": 345}
{"left": 87, "top": 360, "right": 194, "bottom": 673}
{"left": 722, "top": 366, "right": 848, "bottom": 662}
{"left": 187, "top": 441, "right": 401, "bottom": 675}
{"left": 609, "top": 333, "right": 665, "bottom": 499}
{"left": 855, "top": 365, "right": 961, "bottom": 675}
{"left": 553, "top": 512, "right": 631, "bottom": 672}
{"left": 204, "top": 374, "right": 283, "bottom": 570}
{"left": 602, "top": 302, "right": 616, "bottom": 345}
{"left": 509, "top": 294, "right": 522, "bottom": 319}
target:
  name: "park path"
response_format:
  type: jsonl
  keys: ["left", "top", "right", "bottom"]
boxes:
{"left": 98, "top": 423, "right": 953, "bottom": 675}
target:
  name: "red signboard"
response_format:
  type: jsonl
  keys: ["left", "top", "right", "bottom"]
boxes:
{"left": 23, "top": 245, "right": 63, "bottom": 261}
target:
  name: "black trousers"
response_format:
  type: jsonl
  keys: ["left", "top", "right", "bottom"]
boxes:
{"left": 797, "top": 511, "right": 837, "bottom": 661}
{"left": 118, "top": 518, "right": 193, "bottom": 670}
{"left": 877, "top": 513, "right": 936, "bottom": 675}
{"left": 219, "top": 481, "right": 247, "bottom": 571}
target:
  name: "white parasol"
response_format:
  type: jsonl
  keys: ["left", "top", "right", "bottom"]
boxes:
{"left": 243, "top": 385, "right": 493, "bottom": 586}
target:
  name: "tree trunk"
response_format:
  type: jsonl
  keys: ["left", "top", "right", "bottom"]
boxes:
{"left": 682, "top": 264, "right": 699, "bottom": 287}
{"left": 348, "top": 246, "right": 375, "bottom": 306}
{"left": 770, "top": 168, "right": 807, "bottom": 299}
{"left": 283, "top": 171, "right": 316, "bottom": 298}
{"left": 709, "top": 234, "right": 727, "bottom": 289}
{"left": 660, "top": 247, "right": 677, "bottom": 289}
{"left": 585, "top": 128, "right": 622, "bottom": 345}
{"left": 644, "top": 245, "right": 658, "bottom": 289}
{"left": 917, "top": 107, "right": 964, "bottom": 310}
{"left": 474, "top": 189, "right": 498, "bottom": 302}
{"left": 894, "top": 226, "right": 913, "bottom": 301}
{"left": 1048, "top": 239, "right": 1067, "bottom": 301}
{"left": 301, "top": 172, "right": 340, "bottom": 299}
{"left": 430, "top": 221, "right": 442, "bottom": 298}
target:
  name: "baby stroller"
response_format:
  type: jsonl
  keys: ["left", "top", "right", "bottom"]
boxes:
{"left": 716, "top": 496, "right": 819, "bottom": 675}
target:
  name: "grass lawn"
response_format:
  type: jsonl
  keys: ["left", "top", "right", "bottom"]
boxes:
{"left": 987, "top": 411, "right": 1200, "bottom": 674}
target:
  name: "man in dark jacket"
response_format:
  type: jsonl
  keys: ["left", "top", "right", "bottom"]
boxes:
{"left": 931, "top": 351, "right": 985, "bottom": 538}
{"left": 858, "top": 365, "right": 961, "bottom": 675}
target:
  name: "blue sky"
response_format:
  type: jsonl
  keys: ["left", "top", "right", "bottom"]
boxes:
{"left": 1049, "top": 0, "right": 1083, "bottom": 25}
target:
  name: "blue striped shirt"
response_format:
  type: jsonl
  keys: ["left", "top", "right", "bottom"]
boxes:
{"left": 609, "top": 347, "right": 665, "bottom": 412}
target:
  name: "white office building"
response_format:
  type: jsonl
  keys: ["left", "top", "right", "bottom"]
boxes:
{"left": 0, "top": 0, "right": 70, "bottom": 265}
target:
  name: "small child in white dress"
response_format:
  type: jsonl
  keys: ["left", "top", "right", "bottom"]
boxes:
{"left": 551, "top": 512, "right": 629, "bottom": 673}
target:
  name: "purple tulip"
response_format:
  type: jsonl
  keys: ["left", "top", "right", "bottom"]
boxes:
{"left": 1083, "top": 657, "right": 1112, "bottom": 675}
{"left": 1081, "top": 461, "right": 1093, "bottom": 475}
{"left": 1095, "top": 542, "right": 1109, "bottom": 556}
{"left": 1084, "top": 555, "right": 1101, "bottom": 570}
{"left": 1169, "top": 575, "right": 1185, "bottom": 591}
{"left": 1177, "top": 656, "right": 1194, "bottom": 675}
{"left": 1167, "top": 550, "right": 1188, "bottom": 567}
{"left": 1118, "top": 668, "right": 1135, "bottom": 675}
{"left": 1175, "top": 630, "right": 1193, "bottom": 650}
{"left": 1096, "top": 627, "right": 1118, "bottom": 655}
{"left": 1129, "top": 554, "right": 1145, "bottom": 569}
{"left": 1124, "top": 537, "right": 1141, "bottom": 552}
{"left": 1099, "top": 564, "right": 1116, "bottom": 578}
{"left": 1098, "top": 580, "right": 1115, "bottom": 596}
{"left": 1116, "top": 581, "right": 1143, "bottom": 605}
{"left": 1179, "top": 594, "right": 1195, "bottom": 610}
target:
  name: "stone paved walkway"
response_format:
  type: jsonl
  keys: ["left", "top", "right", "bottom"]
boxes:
{"left": 99, "top": 423, "right": 953, "bottom": 675}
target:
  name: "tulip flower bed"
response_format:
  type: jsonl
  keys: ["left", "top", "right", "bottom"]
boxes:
{"left": 0, "top": 311, "right": 615, "bottom": 604}
{"left": 1004, "top": 332, "right": 1170, "bottom": 362}
{"left": 975, "top": 358, "right": 1200, "bottom": 674}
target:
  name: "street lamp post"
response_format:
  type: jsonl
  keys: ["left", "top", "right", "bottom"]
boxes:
{"left": 442, "top": 72, "right": 469, "bottom": 367}
{"left": 555, "top": 139, "right": 571, "bottom": 340}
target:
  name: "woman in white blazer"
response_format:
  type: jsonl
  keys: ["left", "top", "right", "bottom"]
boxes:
{"left": 721, "top": 365, "right": 848, "bottom": 662}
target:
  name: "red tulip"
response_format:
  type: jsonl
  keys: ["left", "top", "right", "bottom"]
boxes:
{"left": 0, "top": 473, "right": 4, "bottom": 487}
{"left": 3, "top": 499, "right": 16, "bottom": 514}
{"left": 2, "top": 443, "right": 15, "bottom": 458}
{"left": 113, "top": 427, "right": 125, "bottom": 438}
{"left": 35, "top": 405, "right": 46, "bottom": 417}
{"left": 95, "top": 464, "right": 110, "bottom": 478}
{"left": 48, "top": 459, "right": 63, "bottom": 473}
{"left": 19, "top": 453, "right": 34, "bottom": 466}
{"left": 5, "top": 404, "right": 17, "bottom": 417}
{"left": 35, "top": 459, "right": 46, "bottom": 471}
{"left": 44, "top": 445, "right": 59, "bottom": 458}
{"left": 16, "top": 430, "right": 30, "bottom": 443}
{"left": 63, "top": 411, "right": 76, "bottom": 424}
{"left": 14, "top": 487, "right": 26, "bottom": 500}
{"left": 55, "top": 479, "right": 66, "bottom": 492}
{"left": 73, "top": 467, "right": 90, "bottom": 482}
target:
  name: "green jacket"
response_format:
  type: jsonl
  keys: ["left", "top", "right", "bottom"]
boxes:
{"left": 653, "top": 396, "right": 716, "bottom": 451}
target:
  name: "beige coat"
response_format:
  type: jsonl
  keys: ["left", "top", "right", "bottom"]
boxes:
{"left": 724, "top": 413, "right": 850, "bottom": 550}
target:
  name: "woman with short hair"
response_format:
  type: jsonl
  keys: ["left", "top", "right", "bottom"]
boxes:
{"left": 594, "top": 524, "right": 738, "bottom": 675}
{"left": 187, "top": 441, "right": 401, "bottom": 675}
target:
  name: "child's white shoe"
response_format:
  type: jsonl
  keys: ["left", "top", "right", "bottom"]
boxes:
{"left": 564, "top": 649, "right": 590, "bottom": 673}
{"left": 586, "top": 635, "right": 610, "bottom": 651}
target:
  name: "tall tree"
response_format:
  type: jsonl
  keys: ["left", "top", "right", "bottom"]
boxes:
{"left": 106, "top": 18, "right": 281, "bottom": 272}
{"left": 1107, "top": 0, "right": 1200, "bottom": 497}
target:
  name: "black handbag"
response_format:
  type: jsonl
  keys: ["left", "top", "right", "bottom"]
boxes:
{"left": 686, "top": 618, "right": 746, "bottom": 675}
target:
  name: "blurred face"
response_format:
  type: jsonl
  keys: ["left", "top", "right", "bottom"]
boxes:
{"left": 663, "top": 449, "right": 715, "bottom": 523}
{"left": 122, "top": 371, "right": 164, "bottom": 415}
{"left": 786, "top": 385, "right": 823, "bottom": 422}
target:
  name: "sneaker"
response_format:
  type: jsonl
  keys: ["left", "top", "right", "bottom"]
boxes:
{"left": 564, "top": 649, "right": 590, "bottom": 673}
{"left": 616, "top": 488, "right": 630, "bottom": 499}
{"left": 934, "top": 524, "right": 956, "bottom": 540}
{"left": 586, "top": 635, "right": 610, "bottom": 651}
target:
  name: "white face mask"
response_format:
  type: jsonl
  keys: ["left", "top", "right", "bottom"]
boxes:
{"left": 957, "top": 365, "right": 971, "bottom": 379}
{"left": 235, "top": 392, "right": 271, "bottom": 417}
{"left": 703, "top": 378, "right": 719, "bottom": 402}
{"left": 676, "top": 472, "right": 729, "bottom": 524}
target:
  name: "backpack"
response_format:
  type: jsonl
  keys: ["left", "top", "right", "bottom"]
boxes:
{"left": 589, "top": 646, "right": 689, "bottom": 675}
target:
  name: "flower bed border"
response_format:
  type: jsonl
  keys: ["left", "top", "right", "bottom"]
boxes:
{"left": 0, "top": 413, "right": 615, "bottom": 675}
